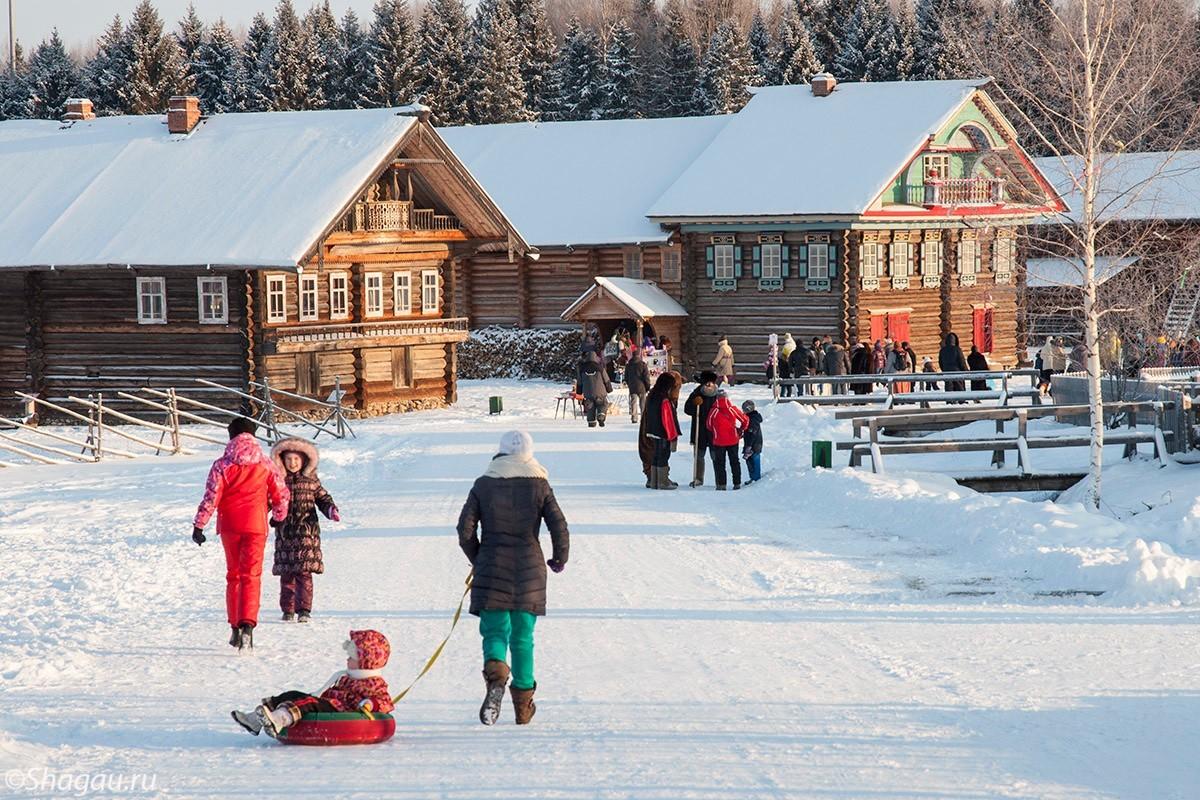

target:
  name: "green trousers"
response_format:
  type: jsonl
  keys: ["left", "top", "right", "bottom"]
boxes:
{"left": 479, "top": 609, "right": 537, "bottom": 690}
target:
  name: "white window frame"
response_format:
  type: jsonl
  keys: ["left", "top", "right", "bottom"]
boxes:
{"left": 921, "top": 240, "right": 942, "bottom": 275}
{"left": 809, "top": 243, "right": 830, "bottom": 279}
{"left": 299, "top": 274, "right": 318, "bottom": 321}
{"left": 856, "top": 243, "right": 876, "bottom": 279}
{"left": 329, "top": 272, "right": 349, "bottom": 320}
{"left": 661, "top": 248, "right": 682, "bottom": 283}
{"left": 265, "top": 274, "right": 287, "bottom": 324}
{"left": 421, "top": 269, "right": 439, "bottom": 315}
{"left": 761, "top": 243, "right": 782, "bottom": 279}
{"left": 196, "top": 275, "right": 228, "bottom": 325}
{"left": 959, "top": 239, "right": 978, "bottom": 275}
{"left": 624, "top": 249, "right": 643, "bottom": 279}
{"left": 394, "top": 272, "right": 412, "bottom": 315}
{"left": 714, "top": 244, "right": 736, "bottom": 280}
{"left": 889, "top": 241, "right": 912, "bottom": 278}
{"left": 136, "top": 277, "right": 167, "bottom": 324}
{"left": 364, "top": 271, "right": 384, "bottom": 318}
{"left": 993, "top": 237, "right": 1016, "bottom": 273}
{"left": 924, "top": 153, "right": 950, "bottom": 182}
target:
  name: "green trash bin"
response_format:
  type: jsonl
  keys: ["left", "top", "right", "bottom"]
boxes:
{"left": 489, "top": 396, "right": 504, "bottom": 415}
{"left": 812, "top": 440, "right": 832, "bottom": 469}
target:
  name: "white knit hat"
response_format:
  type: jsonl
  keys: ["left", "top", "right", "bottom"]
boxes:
{"left": 498, "top": 430, "right": 534, "bottom": 459}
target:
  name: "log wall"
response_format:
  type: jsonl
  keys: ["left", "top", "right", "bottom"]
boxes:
{"left": 0, "top": 273, "right": 30, "bottom": 416}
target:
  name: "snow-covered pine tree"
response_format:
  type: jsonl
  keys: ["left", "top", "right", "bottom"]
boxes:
{"left": 469, "top": 0, "right": 528, "bottom": 123}
{"left": 657, "top": 0, "right": 699, "bottom": 117}
{"left": 416, "top": 0, "right": 472, "bottom": 123}
{"left": 175, "top": 3, "right": 205, "bottom": 94}
{"left": 23, "top": 30, "right": 81, "bottom": 119}
{"left": 304, "top": 1, "right": 341, "bottom": 109}
{"left": 773, "top": 2, "right": 822, "bottom": 85}
{"left": 265, "top": 0, "right": 312, "bottom": 111}
{"left": 747, "top": 10, "right": 772, "bottom": 87}
{"left": 915, "top": 0, "right": 972, "bottom": 79}
{"left": 368, "top": 0, "right": 419, "bottom": 108}
{"left": 333, "top": 10, "right": 376, "bottom": 109}
{"left": 813, "top": 0, "right": 857, "bottom": 72}
{"left": 241, "top": 13, "right": 273, "bottom": 111}
{"left": 892, "top": 1, "right": 918, "bottom": 80}
{"left": 0, "top": 44, "right": 27, "bottom": 120}
{"left": 83, "top": 15, "right": 130, "bottom": 116}
{"left": 599, "top": 20, "right": 639, "bottom": 119}
{"left": 693, "top": 20, "right": 754, "bottom": 115}
{"left": 554, "top": 18, "right": 604, "bottom": 121}
{"left": 511, "top": 0, "right": 557, "bottom": 120}
{"left": 629, "top": 0, "right": 663, "bottom": 117}
{"left": 119, "top": 1, "right": 184, "bottom": 115}
{"left": 193, "top": 18, "right": 244, "bottom": 113}
{"left": 834, "top": 0, "right": 896, "bottom": 81}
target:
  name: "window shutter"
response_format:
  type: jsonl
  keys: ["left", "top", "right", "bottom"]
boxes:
{"left": 828, "top": 244, "right": 839, "bottom": 277}
{"left": 752, "top": 245, "right": 762, "bottom": 278}
{"left": 975, "top": 244, "right": 982, "bottom": 274}
{"left": 735, "top": 246, "right": 745, "bottom": 278}
{"left": 973, "top": 308, "right": 985, "bottom": 350}
{"left": 781, "top": 245, "right": 791, "bottom": 278}
{"left": 706, "top": 246, "right": 715, "bottom": 278}
{"left": 797, "top": 244, "right": 808, "bottom": 278}
{"left": 870, "top": 314, "right": 885, "bottom": 342}
{"left": 890, "top": 313, "right": 910, "bottom": 343}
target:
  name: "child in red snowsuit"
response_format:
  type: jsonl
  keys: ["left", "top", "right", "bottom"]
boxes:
{"left": 705, "top": 391, "right": 749, "bottom": 490}
{"left": 232, "top": 629, "right": 395, "bottom": 738}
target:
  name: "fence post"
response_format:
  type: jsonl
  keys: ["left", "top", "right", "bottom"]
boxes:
{"left": 260, "top": 376, "right": 280, "bottom": 442}
{"left": 334, "top": 376, "right": 346, "bottom": 438}
{"left": 95, "top": 394, "right": 105, "bottom": 461}
{"left": 85, "top": 394, "right": 100, "bottom": 461}
{"left": 168, "top": 388, "right": 182, "bottom": 455}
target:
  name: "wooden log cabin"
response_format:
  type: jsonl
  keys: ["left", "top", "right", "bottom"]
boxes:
{"left": 444, "top": 76, "right": 1065, "bottom": 379}
{"left": 0, "top": 97, "right": 527, "bottom": 418}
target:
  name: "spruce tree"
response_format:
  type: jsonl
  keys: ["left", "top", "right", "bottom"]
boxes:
{"left": 265, "top": 0, "right": 311, "bottom": 111}
{"left": 194, "top": 18, "right": 244, "bottom": 113}
{"left": 0, "top": 44, "right": 29, "bottom": 120}
{"left": 333, "top": 10, "right": 375, "bottom": 109}
{"left": 175, "top": 3, "right": 205, "bottom": 93}
{"left": 83, "top": 15, "right": 130, "bottom": 115}
{"left": 773, "top": 3, "right": 822, "bottom": 85}
{"left": 511, "top": 0, "right": 557, "bottom": 120}
{"left": 657, "top": 0, "right": 699, "bottom": 117}
{"left": 814, "top": 0, "right": 857, "bottom": 72}
{"left": 242, "top": 13, "right": 274, "bottom": 111}
{"left": 693, "top": 20, "right": 754, "bottom": 115}
{"left": 304, "top": 1, "right": 341, "bottom": 109}
{"left": 915, "top": 0, "right": 973, "bottom": 79}
{"left": 835, "top": 0, "right": 896, "bottom": 81}
{"left": 470, "top": 0, "right": 528, "bottom": 123}
{"left": 892, "top": 1, "right": 918, "bottom": 80}
{"left": 368, "top": 0, "right": 419, "bottom": 107}
{"left": 23, "top": 31, "right": 80, "bottom": 119}
{"left": 120, "top": 1, "right": 184, "bottom": 115}
{"left": 554, "top": 18, "right": 604, "bottom": 121}
{"left": 599, "top": 20, "right": 639, "bottom": 119}
{"left": 747, "top": 10, "right": 772, "bottom": 87}
{"left": 416, "top": 0, "right": 472, "bottom": 123}
{"left": 630, "top": 0, "right": 662, "bottom": 116}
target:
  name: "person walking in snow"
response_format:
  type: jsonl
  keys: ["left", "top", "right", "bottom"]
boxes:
{"left": 576, "top": 349, "right": 612, "bottom": 428}
{"left": 967, "top": 345, "right": 990, "bottom": 392}
{"left": 643, "top": 372, "right": 683, "bottom": 490}
{"left": 232, "top": 629, "right": 394, "bottom": 738}
{"left": 938, "top": 332, "right": 968, "bottom": 394}
{"left": 269, "top": 438, "right": 340, "bottom": 623}
{"left": 457, "top": 431, "right": 570, "bottom": 726}
{"left": 824, "top": 340, "right": 851, "bottom": 395}
{"left": 685, "top": 371, "right": 721, "bottom": 487}
{"left": 624, "top": 346, "right": 651, "bottom": 424}
{"left": 706, "top": 390, "right": 749, "bottom": 490}
{"left": 778, "top": 333, "right": 796, "bottom": 397}
{"left": 192, "top": 418, "right": 289, "bottom": 651}
{"left": 712, "top": 335, "right": 735, "bottom": 385}
{"left": 741, "top": 400, "right": 764, "bottom": 485}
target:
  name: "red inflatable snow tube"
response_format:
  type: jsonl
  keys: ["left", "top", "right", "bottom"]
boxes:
{"left": 277, "top": 712, "right": 395, "bottom": 746}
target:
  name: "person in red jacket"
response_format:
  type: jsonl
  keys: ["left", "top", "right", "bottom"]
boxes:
{"left": 705, "top": 390, "right": 749, "bottom": 490}
{"left": 192, "top": 418, "right": 289, "bottom": 650}
{"left": 231, "top": 629, "right": 394, "bottom": 738}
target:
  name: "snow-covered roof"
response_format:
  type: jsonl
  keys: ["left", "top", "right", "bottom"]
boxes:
{"left": 1033, "top": 152, "right": 1200, "bottom": 223}
{"left": 0, "top": 108, "right": 421, "bottom": 269}
{"left": 648, "top": 79, "right": 989, "bottom": 218}
{"left": 1025, "top": 256, "right": 1138, "bottom": 287}
{"left": 561, "top": 276, "right": 688, "bottom": 321}
{"left": 440, "top": 116, "right": 730, "bottom": 247}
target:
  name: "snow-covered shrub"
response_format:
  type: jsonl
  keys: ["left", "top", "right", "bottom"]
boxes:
{"left": 459, "top": 327, "right": 583, "bottom": 381}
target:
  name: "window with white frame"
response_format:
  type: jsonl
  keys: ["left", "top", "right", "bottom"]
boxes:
{"left": 993, "top": 237, "right": 1016, "bottom": 282}
{"left": 858, "top": 242, "right": 878, "bottom": 279}
{"left": 624, "top": 249, "right": 643, "bottom": 279}
{"left": 329, "top": 272, "right": 349, "bottom": 319}
{"left": 137, "top": 277, "right": 167, "bottom": 324}
{"left": 197, "top": 276, "right": 228, "bottom": 324}
{"left": 394, "top": 272, "right": 412, "bottom": 314}
{"left": 421, "top": 269, "right": 439, "bottom": 314}
{"left": 714, "top": 244, "right": 736, "bottom": 279}
{"left": 761, "top": 243, "right": 782, "bottom": 279}
{"left": 809, "top": 243, "right": 830, "bottom": 279}
{"left": 959, "top": 239, "right": 978, "bottom": 274}
{"left": 890, "top": 242, "right": 912, "bottom": 278}
{"left": 299, "top": 274, "right": 318, "bottom": 321}
{"left": 266, "top": 274, "right": 287, "bottom": 323}
{"left": 921, "top": 240, "right": 942, "bottom": 274}
{"left": 661, "top": 248, "right": 681, "bottom": 282}
{"left": 923, "top": 154, "right": 950, "bottom": 182}
{"left": 364, "top": 272, "right": 384, "bottom": 318}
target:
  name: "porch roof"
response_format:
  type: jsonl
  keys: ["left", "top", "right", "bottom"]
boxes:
{"left": 561, "top": 277, "right": 688, "bottom": 322}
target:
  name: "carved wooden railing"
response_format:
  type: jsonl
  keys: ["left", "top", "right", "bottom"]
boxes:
{"left": 272, "top": 317, "right": 469, "bottom": 344}
{"left": 923, "top": 178, "right": 1005, "bottom": 206}
{"left": 333, "top": 201, "right": 461, "bottom": 233}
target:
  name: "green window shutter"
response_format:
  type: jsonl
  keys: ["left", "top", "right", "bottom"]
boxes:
{"left": 781, "top": 245, "right": 791, "bottom": 278}
{"left": 797, "top": 244, "right": 808, "bottom": 278}
{"left": 829, "top": 244, "right": 839, "bottom": 277}
{"left": 706, "top": 246, "right": 714, "bottom": 278}
{"left": 752, "top": 245, "right": 762, "bottom": 278}
{"left": 735, "top": 245, "right": 745, "bottom": 278}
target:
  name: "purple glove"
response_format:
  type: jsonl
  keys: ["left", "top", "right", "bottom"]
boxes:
{"left": 329, "top": 506, "right": 340, "bottom": 522}
{"left": 547, "top": 559, "right": 565, "bottom": 573}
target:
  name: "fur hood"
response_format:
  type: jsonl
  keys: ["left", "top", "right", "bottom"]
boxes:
{"left": 483, "top": 454, "right": 549, "bottom": 480}
{"left": 271, "top": 437, "right": 319, "bottom": 477}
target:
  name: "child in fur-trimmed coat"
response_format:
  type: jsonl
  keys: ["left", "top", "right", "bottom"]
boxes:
{"left": 270, "top": 438, "right": 339, "bottom": 623}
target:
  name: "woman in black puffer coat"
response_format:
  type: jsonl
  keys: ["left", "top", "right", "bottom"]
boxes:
{"left": 457, "top": 430, "right": 569, "bottom": 727}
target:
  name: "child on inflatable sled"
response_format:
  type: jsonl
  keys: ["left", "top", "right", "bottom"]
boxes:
{"left": 232, "top": 629, "right": 394, "bottom": 738}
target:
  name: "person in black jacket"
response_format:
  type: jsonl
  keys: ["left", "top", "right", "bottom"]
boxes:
{"left": 788, "top": 342, "right": 813, "bottom": 396}
{"left": 849, "top": 342, "right": 872, "bottom": 394}
{"left": 741, "top": 400, "right": 764, "bottom": 484}
{"left": 967, "top": 345, "right": 990, "bottom": 392}
{"left": 643, "top": 372, "right": 682, "bottom": 489}
{"left": 938, "top": 332, "right": 968, "bottom": 393}
{"left": 623, "top": 347, "right": 651, "bottom": 424}
{"left": 684, "top": 371, "right": 720, "bottom": 487}
{"left": 576, "top": 350, "right": 612, "bottom": 427}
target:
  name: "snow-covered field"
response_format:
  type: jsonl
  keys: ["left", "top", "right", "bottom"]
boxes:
{"left": 1, "top": 380, "right": 1199, "bottom": 799}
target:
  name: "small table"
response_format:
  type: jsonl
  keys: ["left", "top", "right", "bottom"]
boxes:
{"left": 555, "top": 392, "right": 583, "bottom": 419}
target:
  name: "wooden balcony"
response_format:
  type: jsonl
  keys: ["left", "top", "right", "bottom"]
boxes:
{"left": 270, "top": 317, "right": 470, "bottom": 353}
{"left": 922, "top": 178, "right": 1005, "bottom": 206}
{"left": 333, "top": 201, "right": 461, "bottom": 233}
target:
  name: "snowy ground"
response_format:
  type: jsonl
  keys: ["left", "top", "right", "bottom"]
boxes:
{"left": 1, "top": 380, "right": 1199, "bottom": 799}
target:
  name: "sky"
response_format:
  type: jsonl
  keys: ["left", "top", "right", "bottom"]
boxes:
{"left": 3, "top": 1, "right": 381, "bottom": 55}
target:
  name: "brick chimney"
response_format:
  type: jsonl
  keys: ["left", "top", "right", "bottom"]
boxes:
{"left": 168, "top": 96, "right": 201, "bottom": 134}
{"left": 811, "top": 73, "right": 837, "bottom": 97}
{"left": 62, "top": 98, "right": 95, "bottom": 121}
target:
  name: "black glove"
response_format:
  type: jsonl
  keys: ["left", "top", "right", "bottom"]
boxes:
{"left": 547, "top": 558, "right": 565, "bottom": 574}
{"left": 192, "top": 527, "right": 206, "bottom": 546}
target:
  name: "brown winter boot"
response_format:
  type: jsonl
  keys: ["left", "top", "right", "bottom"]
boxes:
{"left": 480, "top": 660, "right": 510, "bottom": 725}
{"left": 510, "top": 684, "right": 536, "bottom": 725}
